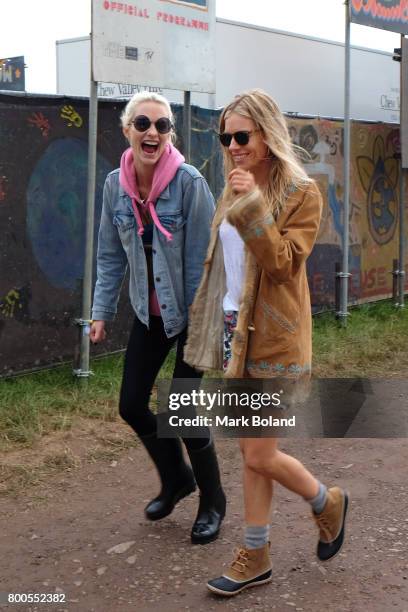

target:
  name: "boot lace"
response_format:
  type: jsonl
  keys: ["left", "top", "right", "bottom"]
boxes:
{"left": 315, "top": 514, "right": 333, "bottom": 541}
{"left": 230, "top": 548, "right": 250, "bottom": 574}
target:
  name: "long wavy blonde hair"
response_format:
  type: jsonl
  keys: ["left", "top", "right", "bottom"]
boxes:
{"left": 219, "top": 89, "right": 311, "bottom": 216}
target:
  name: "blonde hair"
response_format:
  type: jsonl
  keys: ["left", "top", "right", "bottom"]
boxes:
{"left": 121, "top": 91, "right": 176, "bottom": 143}
{"left": 219, "top": 89, "right": 311, "bottom": 216}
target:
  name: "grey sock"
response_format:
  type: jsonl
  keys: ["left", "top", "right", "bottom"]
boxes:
{"left": 306, "top": 481, "right": 328, "bottom": 514}
{"left": 244, "top": 524, "right": 269, "bottom": 550}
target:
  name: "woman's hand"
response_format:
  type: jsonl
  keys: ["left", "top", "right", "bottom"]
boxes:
{"left": 90, "top": 320, "right": 106, "bottom": 344}
{"left": 228, "top": 168, "right": 256, "bottom": 195}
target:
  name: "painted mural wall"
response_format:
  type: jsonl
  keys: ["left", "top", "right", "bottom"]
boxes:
{"left": 287, "top": 116, "right": 407, "bottom": 307}
{"left": 0, "top": 94, "right": 406, "bottom": 374}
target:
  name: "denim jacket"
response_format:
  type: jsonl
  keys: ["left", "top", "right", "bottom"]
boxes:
{"left": 92, "top": 163, "right": 215, "bottom": 337}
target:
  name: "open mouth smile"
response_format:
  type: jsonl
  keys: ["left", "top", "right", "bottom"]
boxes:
{"left": 141, "top": 141, "right": 160, "bottom": 154}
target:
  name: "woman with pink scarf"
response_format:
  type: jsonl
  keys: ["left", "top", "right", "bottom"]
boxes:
{"left": 91, "top": 92, "right": 226, "bottom": 544}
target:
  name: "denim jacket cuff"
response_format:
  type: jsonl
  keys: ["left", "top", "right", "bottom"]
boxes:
{"left": 91, "top": 309, "right": 116, "bottom": 322}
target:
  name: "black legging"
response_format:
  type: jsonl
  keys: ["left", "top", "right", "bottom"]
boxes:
{"left": 119, "top": 316, "right": 209, "bottom": 451}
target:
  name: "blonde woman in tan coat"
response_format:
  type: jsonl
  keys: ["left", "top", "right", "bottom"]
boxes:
{"left": 184, "top": 90, "right": 349, "bottom": 596}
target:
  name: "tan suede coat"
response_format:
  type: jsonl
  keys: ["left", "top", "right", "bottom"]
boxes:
{"left": 184, "top": 180, "right": 322, "bottom": 379}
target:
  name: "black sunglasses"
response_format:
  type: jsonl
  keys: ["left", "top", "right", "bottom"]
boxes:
{"left": 219, "top": 130, "right": 259, "bottom": 147}
{"left": 131, "top": 115, "right": 173, "bottom": 134}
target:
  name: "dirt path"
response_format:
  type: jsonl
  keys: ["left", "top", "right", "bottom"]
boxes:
{"left": 1, "top": 430, "right": 408, "bottom": 612}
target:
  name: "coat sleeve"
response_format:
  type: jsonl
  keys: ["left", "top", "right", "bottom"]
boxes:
{"left": 92, "top": 175, "right": 128, "bottom": 321}
{"left": 182, "top": 175, "right": 215, "bottom": 307}
{"left": 226, "top": 181, "right": 322, "bottom": 284}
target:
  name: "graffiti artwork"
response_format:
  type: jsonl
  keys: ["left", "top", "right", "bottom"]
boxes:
{"left": 27, "top": 112, "right": 51, "bottom": 138}
{"left": 298, "top": 125, "right": 319, "bottom": 160}
{"left": 0, "top": 92, "right": 407, "bottom": 374}
{"left": 356, "top": 136, "right": 399, "bottom": 245}
{"left": 60, "top": 105, "right": 83, "bottom": 128}
{"left": 0, "top": 94, "right": 126, "bottom": 374}
{"left": 26, "top": 138, "right": 112, "bottom": 290}
{"left": 289, "top": 116, "right": 407, "bottom": 304}
{"left": 0, "top": 289, "right": 22, "bottom": 318}
{"left": 0, "top": 286, "right": 30, "bottom": 320}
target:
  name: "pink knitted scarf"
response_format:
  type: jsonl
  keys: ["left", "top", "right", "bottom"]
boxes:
{"left": 119, "top": 143, "right": 185, "bottom": 242}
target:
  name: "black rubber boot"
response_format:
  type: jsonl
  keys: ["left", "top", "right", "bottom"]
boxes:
{"left": 187, "top": 439, "right": 226, "bottom": 545}
{"left": 140, "top": 433, "right": 196, "bottom": 521}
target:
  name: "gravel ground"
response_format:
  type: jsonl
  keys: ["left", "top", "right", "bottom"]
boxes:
{"left": 1, "top": 436, "right": 408, "bottom": 612}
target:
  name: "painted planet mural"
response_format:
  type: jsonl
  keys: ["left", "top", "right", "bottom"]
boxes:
{"left": 26, "top": 138, "right": 113, "bottom": 290}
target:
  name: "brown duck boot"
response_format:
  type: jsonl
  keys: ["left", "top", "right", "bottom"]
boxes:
{"left": 312, "top": 486, "right": 349, "bottom": 561}
{"left": 207, "top": 544, "right": 272, "bottom": 596}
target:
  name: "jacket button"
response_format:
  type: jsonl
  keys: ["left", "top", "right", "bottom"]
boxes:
{"left": 248, "top": 324, "right": 256, "bottom": 331}
{"left": 152, "top": 249, "right": 156, "bottom": 254}
{"left": 161, "top": 304, "right": 167, "bottom": 309}
{"left": 155, "top": 277, "right": 161, "bottom": 282}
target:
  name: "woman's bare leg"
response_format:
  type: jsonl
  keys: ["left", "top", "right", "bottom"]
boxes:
{"left": 241, "top": 437, "right": 319, "bottom": 523}
{"left": 243, "top": 464, "right": 273, "bottom": 525}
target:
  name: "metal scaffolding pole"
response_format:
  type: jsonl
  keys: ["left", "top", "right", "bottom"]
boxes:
{"left": 398, "top": 34, "right": 407, "bottom": 307}
{"left": 338, "top": 0, "right": 352, "bottom": 325}
{"left": 183, "top": 90, "right": 191, "bottom": 163}
{"left": 398, "top": 165, "right": 406, "bottom": 307}
{"left": 74, "top": 78, "right": 98, "bottom": 380}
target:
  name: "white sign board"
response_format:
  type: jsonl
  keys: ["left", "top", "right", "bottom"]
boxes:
{"left": 92, "top": 0, "right": 215, "bottom": 93}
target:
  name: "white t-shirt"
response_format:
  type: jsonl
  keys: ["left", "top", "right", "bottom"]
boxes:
{"left": 219, "top": 219, "right": 245, "bottom": 312}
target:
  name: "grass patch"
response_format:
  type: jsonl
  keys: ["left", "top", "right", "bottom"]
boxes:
{"left": 0, "top": 463, "right": 42, "bottom": 496}
{"left": 0, "top": 450, "right": 79, "bottom": 497}
{"left": 0, "top": 354, "right": 124, "bottom": 450}
{"left": 0, "top": 350, "right": 176, "bottom": 452}
{"left": 87, "top": 435, "right": 138, "bottom": 463}
{"left": 313, "top": 301, "right": 408, "bottom": 377}
{"left": 1, "top": 300, "right": 408, "bottom": 452}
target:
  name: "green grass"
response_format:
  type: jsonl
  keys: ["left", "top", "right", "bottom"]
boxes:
{"left": 1, "top": 300, "right": 408, "bottom": 451}
{"left": 0, "top": 354, "right": 120, "bottom": 449}
{"left": 0, "top": 349, "right": 176, "bottom": 451}
{"left": 313, "top": 301, "right": 408, "bottom": 377}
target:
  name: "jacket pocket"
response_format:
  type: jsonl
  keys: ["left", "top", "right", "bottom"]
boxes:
{"left": 113, "top": 213, "right": 135, "bottom": 232}
{"left": 261, "top": 300, "right": 299, "bottom": 335}
{"left": 113, "top": 213, "right": 136, "bottom": 249}
{"left": 157, "top": 212, "right": 185, "bottom": 248}
{"left": 254, "top": 282, "right": 300, "bottom": 351}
